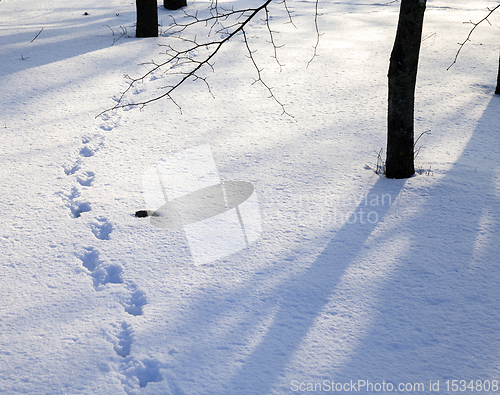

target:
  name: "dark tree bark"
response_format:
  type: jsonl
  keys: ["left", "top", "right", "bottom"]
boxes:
{"left": 386, "top": 0, "right": 426, "bottom": 179}
{"left": 164, "top": 0, "right": 187, "bottom": 10}
{"left": 495, "top": 51, "right": 500, "bottom": 95}
{"left": 136, "top": 0, "right": 158, "bottom": 38}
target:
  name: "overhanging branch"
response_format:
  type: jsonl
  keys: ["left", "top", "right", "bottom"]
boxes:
{"left": 97, "top": 0, "right": 320, "bottom": 119}
{"left": 447, "top": 4, "right": 500, "bottom": 71}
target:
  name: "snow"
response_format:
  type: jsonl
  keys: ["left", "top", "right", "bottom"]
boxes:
{"left": 1, "top": 0, "right": 499, "bottom": 394}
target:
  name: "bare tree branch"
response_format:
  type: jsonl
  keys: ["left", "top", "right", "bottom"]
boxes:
{"left": 307, "top": 0, "right": 322, "bottom": 68}
{"left": 279, "top": 0, "right": 297, "bottom": 28}
{"left": 97, "top": 0, "right": 320, "bottom": 119}
{"left": 447, "top": 4, "right": 500, "bottom": 71}
{"left": 104, "top": 25, "right": 128, "bottom": 46}
{"left": 242, "top": 28, "right": 294, "bottom": 118}
{"left": 97, "top": 1, "right": 278, "bottom": 118}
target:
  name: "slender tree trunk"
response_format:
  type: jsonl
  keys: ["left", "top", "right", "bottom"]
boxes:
{"left": 136, "top": 0, "right": 158, "bottom": 38}
{"left": 495, "top": 49, "right": 500, "bottom": 95}
{"left": 164, "top": 0, "right": 187, "bottom": 10}
{"left": 386, "top": 0, "right": 426, "bottom": 179}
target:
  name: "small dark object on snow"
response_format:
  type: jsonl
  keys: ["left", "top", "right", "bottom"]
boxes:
{"left": 135, "top": 210, "right": 159, "bottom": 218}
{"left": 83, "top": 12, "right": 89, "bottom": 15}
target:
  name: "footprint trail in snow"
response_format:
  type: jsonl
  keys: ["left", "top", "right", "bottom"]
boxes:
{"left": 59, "top": 115, "right": 171, "bottom": 393}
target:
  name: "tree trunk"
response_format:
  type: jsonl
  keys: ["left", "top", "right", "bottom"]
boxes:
{"left": 164, "top": 0, "right": 187, "bottom": 10}
{"left": 136, "top": 0, "right": 158, "bottom": 38}
{"left": 386, "top": 0, "right": 426, "bottom": 179}
{"left": 495, "top": 49, "right": 500, "bottom": 95}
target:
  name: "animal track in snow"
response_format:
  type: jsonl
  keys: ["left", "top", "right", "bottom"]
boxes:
{"left": 63, "top": 162, "right": 81, "bottom": 175}
{"left": 114, "top": 321, "right": 133, "bottom": 358}
{"left": 80, "top": 133, "right": 104, "bottom": 151}
{"left": 91, "top": 217, "right": 113, "bottom": 240}
{"left": 105, "top": 319, "right": 166, "bottom": 393}
{"left": 119, "top": 356, "right": 165, "bottom": 391}
{"left": 91, "top": 262, "right": 123, "bottom": 289}
{"left": 60, "top": 187, "right": 91, "bottom": 218}
{"left": 99, "top": 123, "right": 114, "bottom": 131}
{"left": 68, "top": 126, "right": 161, "bottom": 392}
{"left": 78, "top": 246, "right": 101, "bottom": 271}
{"left": 64, "top": 135, "right": 102, "bottom": 176}
{"left": 122, "top": 287, "right": 147, "bottom": 316}
{"left": 98, "top": 112, "right": 117, "bottom": 131}
{"left": 77, "top": 171, "right": 95, "bottom": 187}
{"left": 70, "top": 200, "right": 91, "bottom": 218}
{"left": 82, "top": 134, "right": 101, "bottom": 145}
{"left": 79, "top": 145, "right": 95, "bottom": 157}
{"left": 77, "top": 246, "right": 123, "bottom": 290}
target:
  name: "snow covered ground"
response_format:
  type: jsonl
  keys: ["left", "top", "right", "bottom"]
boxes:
{"left": 1, "top": 0, "right": 500, "bottom": 393}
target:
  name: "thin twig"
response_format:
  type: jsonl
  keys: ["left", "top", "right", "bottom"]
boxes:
{"left": 413, "top": 130, "right": 430, "bottom": 159}
{"left": 307, "top": 0, "right": 322, "bottom": 67}
{"left": 31, "top": 28, "right": 43, "bottom": 43}
{"left": 242, "top": 28, "right": 294, "bottom": 119}
{"left": 104, "top": 25, "right": 128, "bottom": 45}
{"left": 447, "top": 4, "right": 500, "bottom": 71}
{"left": 263, "top": 6, "right": 285, "bottom": 72}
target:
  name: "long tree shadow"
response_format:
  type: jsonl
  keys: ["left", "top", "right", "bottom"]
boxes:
{"left": 0, "top": 8, "right": 135, "bottom": 79}
{"left": 227, "top": 175, "right": 407, "bottom": 393}
{"left": 225, "top": 94, "right": 500, "bottom": 394}
{"left": 327, "top": 94, "right": 500, "bottom": 390}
